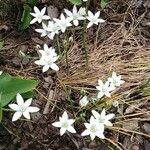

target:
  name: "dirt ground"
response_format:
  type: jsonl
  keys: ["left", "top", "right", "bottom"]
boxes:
{"left": 0, "top": 0, "right": 150, "bottom": 149}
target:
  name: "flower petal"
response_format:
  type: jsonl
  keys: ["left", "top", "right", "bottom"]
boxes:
{"left": 24, "top": 98, "right": 32, "bottom": 107}
{"left": 16, "top": 93, "right": 24, "bottom": 105}
{"left": 42, "top": 65, "right": 50, "bottom": 72}
{"left": 52, "top": 121, "right": 61, "bottom": 127}
{"left": 92, "top": 110, "right": 100, "bottom": 120}
{"left": 97, "top": 91, "right": 104, "bottom": 98}
{"left": 81, "top": 130, "right": 90, "bottom": 136}
{"left": 30, "top": 18, "right": 37, "bottom": 24}
{"left": 101, "top": 109, "right": 106, "bottom": 119}
{"left": 60, "top": 127, "right": 66, "bottom": 136}
{"left": 9, "top": 104, "right": 19, "bottom": 111}
{"left": 12, "top": 112, "right": 22, "bottom": 122}
{"left": 62, "top": 111, "right": 68, "bottom": 120}
{"left": 106, "top": 113, "right": 115, "bottom": 120}
{"left": 50, "top": 63, "right": 59, "bottom": 71}
{"left": 67, "top": 126, "right": 76, "bottom": 133}
{"left": 23, "top": 111, "right": 31, "bottom": 119}
{"left": 27, "top": 106, "right": 40, "bottom": 113}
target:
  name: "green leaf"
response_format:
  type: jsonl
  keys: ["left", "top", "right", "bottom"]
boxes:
{"left": 100, "top": 0, "right": 109, "bottom": 9}
{"left": 0, "top": 74, "right": 38, "bottom": 107}
{"left": 20, "top": 4, "right": 32, "bottom": 30}
{"left": 26, "top": 0, "right": 38, "bottom": 7}
{"left": 68, "top": 0, "right": 82, "bottom": 5}
{"left": 0, "top": 94, "right": 2, "bottom": 122}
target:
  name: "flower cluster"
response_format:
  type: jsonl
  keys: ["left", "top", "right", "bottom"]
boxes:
{"left": 35, "top": 44, "right": 59, "bottom": 72}
{"left": 30, "top": 5, "right": 105, "bottom": 72}
{"left": 52, "top": 109, "right": 114, "bottom": 140}
{"left": 79, "top": 72, "right": 125, "bottom": 107}
{"left": 30, "top": 6, "right": 105, "bottom": 39}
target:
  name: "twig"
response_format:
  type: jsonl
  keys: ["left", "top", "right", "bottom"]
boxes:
{"left": 43, "top": 90, "right": 54, "bottom": 114}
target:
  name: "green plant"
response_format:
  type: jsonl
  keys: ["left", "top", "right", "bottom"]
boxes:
{"left": 68, "top": 0, "right": 82, "bottom": 5}
{"left": 0, "top": 73, "right": 38, "bottom": 122}
{"left": 100, "top": 0, "right": 109, "bottom": 9}
{"left": 20, "top": 0, "right": 38, "bottom": 30}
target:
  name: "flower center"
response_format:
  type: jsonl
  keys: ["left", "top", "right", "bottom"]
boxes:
{"left": 98, "top": 118, "right": 105, "bottom": 123}
{"left": 19, "top": 105, "right": 27, "bottom": 112}
{"left": 62, "top": 121, "right": 69, "bottom": 128}
{"left": 90, "top": 125, "right": 97, "bottom": 133}
{"left": 102, "top": 87, "right": 107, "bottom": 93}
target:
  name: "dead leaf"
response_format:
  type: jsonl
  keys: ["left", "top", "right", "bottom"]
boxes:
{"left": 47, "top": 5, "right": 59, "bottom": 19}
{"left": 143, "top": 122, "right": 150, "bottom": 134}
{"left": 123, "top": 120, "right": 138, "bottom": 130}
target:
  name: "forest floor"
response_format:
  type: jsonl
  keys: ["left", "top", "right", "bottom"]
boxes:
{"left": 0, "top": 0, "right": 150, "bottom": 149}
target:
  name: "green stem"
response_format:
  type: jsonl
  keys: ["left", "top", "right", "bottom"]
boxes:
{"left": 56, "top": 35, "right": 61, "bottom": 55}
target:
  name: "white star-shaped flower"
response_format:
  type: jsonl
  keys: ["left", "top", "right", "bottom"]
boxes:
{"left": 81, "top": 116, "right": 105, "bottom": 140}
{"left": 64, "top": 6, "right": 85, "bottom": 26}
{"left": 86, "top": 11, "right": 105, "bottom": 28}
{"left": 108, "top": 72, "right": 125, "bottom": 89}
{"left": 9, "top": 93, "right": 40, "bottom": 122}
{"left": 52, "top": 111, "right": 76, "bottom": 136}
{"left": 30, "top": 6, "right": 50, "bottom": 24}
{"left": 35, "top": 23, "right": 50, "bottom": 37}
{"left": 35, "top": 54, "right": 59, "bottom": 72}
{"left": 53, "top": 14, "right": 72, "bottom": 33}
{"left": 79, "top": 96, "right": 89, "bottom": 107}
{"left": 96, "top": 80, "right": 113, "bottom": 98}
{"left": 83, "top": 0, "right": 88, "bottom": 2}
{"left": 47, "top": 21, "right": 60, "bottom": 40}
{"left": 38, "top": 44, "right": 57, "bottom": 57}
{"left": 0, "top": 71, "right": 3, "bottom": 75}
{"left": 92, "top": 109, "right": 115, "bottom": 126}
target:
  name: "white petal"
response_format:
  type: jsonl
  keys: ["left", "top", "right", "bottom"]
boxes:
{"left": 30, "top": 18, "right": 37, "bottom": 24}
{"left": 92, "top": 110, "right": 100, "bottom": 119}
{"left": 24, "top": 98, "right": 32, "bottom": 107}
{"left": 73, "top": 20, "right": 79, "bottom": 26}
{"left": 50, "top": 63, "right": 59, "bottom": 71}
{"left": 16, "top": 93, "right": 24, "bottom": 105}
{"left": 101, "top": 109, "right": 106, "bottom": 119}
{"left": 105, "top": 91, "right": 111, "bottom": 97}
{"left": 34, "top": 6, "right": 40, "bottom": 14}
{"left": 62, "top": 111, "right": 68, "bottom": 120}
{"left": 95, "top": 11, "right": 100, "bottom": 18}
{"left": 97, "top": 92, "right": 104, "bottom": 98}
{"left": 23, "top": 111, "right": 31, "bottom": 119}
{"left": 98, "top": 80, "right": 103, "bottom": 86}
{"left": 68, "top": 119, "right": 75, "bottom": 125}
{"left": 60, "top": 127, "right": 66, "bottom": 136}
{"left": 81, "top": 130, "right": 90, "bottom": 136}
{"left": 43, "top": 15, "right": 50, "bottom": 20}
{"left": 42, "top": 65, "right": 50, "bottom": 72}
{"left": 90, "top": 133, "right": 96, "bottom": 140}
{"left": 35, "top": 29, "right": 45, "bottom": 34}
{"left": 35, "top": 59, "right": 45, "bottom": 66}
{"left": 41, "top": 7, "right": 46, "bottom": 16}
{"left": 52, "top": 121, "right": 61, "bottom": 127}
{"left": 98, "top": 18, "right": 105, "bottom": 23}
{"left": 9, "top": 104, "right": 19, "bottom": 111}
{"left": 67, "top": 126, "right": 76, "bottom": 133}
{"left": 12, "top": 112, "right": 22, "bottom": 122}
{"left": 105, "top": 114, "right": 115, "bottom": 120}
{"left": 27, "top": 106, "right": 40, "bottom": 112}
{"left": 88, "top": 11, "right": 93, "bottom": 17}
{"left": 87, "top": 22, "right": 93, "bottom": 28}
{"left": 96, "top": 132, "right": 105, "bottom": 139}
{"left": 104, "top": 120, "right": 113, "bottom": 126}
{"left": 30, "top": 13, "right": 37, "bottom": 17}
{"left": 64, "top": 9, "right": 72, "bottom": 17}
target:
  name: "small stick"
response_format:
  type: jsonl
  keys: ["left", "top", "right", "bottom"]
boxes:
{"left": 43, "top": 90, "right": 54, "bottom": 114}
